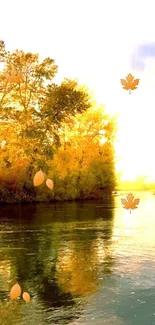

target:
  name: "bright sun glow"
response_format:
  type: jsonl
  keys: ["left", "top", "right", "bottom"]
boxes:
{"left": 1, "top": 0, "right": 155, "bottom": 182}
{"left": 104, "top": 68, "right": 155, "bottom": 182}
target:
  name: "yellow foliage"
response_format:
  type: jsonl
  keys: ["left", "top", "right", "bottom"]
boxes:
{"left": 50, "top": 105, "right": 115, "bottom": 178}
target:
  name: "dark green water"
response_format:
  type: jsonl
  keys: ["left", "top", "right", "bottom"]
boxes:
{"left": 1, "top": 192, "right": 155, "bottom": 325}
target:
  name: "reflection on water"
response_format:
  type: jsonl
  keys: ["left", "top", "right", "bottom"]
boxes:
{"left": 1, "top": 193, "right": 155, "bottom": 324}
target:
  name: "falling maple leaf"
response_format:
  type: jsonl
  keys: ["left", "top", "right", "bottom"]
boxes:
{"left": 120, "top": 73, "right": 139, "bottom": 94}
{"left": 121, "top": 193, "right": 140, "bottom": 214}
{"left": 5, "top": 68, "right": 23, "bottom": 83}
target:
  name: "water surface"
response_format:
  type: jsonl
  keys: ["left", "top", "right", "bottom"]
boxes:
{"left": 1, "top": 192, "right": 155, "bottom": 324}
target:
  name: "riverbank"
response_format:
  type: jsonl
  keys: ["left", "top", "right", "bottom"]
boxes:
{"left": 0, "top": 186, "right": 113, "bottom": 204}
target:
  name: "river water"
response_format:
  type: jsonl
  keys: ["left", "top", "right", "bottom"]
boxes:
{"left": 0, "top": 191, "right": 155, "bottom": 325}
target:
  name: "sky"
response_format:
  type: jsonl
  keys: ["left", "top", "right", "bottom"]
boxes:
{"left": 1, "top": 0, "right": 155, "bottom": 181}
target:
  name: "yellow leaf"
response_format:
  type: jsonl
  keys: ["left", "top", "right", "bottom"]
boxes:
{"left": 10, "top": 283, "right": 22, "bottom": 300}
{"left": 46, "top": 178, "right": 54, "bottom": 190}
{"left": 22, "top": 292, "right": 31, "bottom": 303}
{"left": 33, "top": 170, "right": 45, "bottom": 186}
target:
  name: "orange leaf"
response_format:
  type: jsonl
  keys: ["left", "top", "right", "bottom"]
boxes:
{"left": 120, "top": 73, "right": 139, "bottom": 94}
{"left": 46, "top": 178, "right": 54, "bottom": 190}
{"left": 121, "top": 193, "right": 140, "bottom": 214}
{"left": 130, "top": 79, "right": 139, "bottom": 90}
{"left": 5, "top": 68, "right": 23, "bottom": 83}
{"left": 10, "top": 283, "right": 22, "bottom": 300}
{"left": 22, "top": 292, "right": 31, "bottom": 303}
{"left": 33, "top": 170, "right": 45, "bottom": 186}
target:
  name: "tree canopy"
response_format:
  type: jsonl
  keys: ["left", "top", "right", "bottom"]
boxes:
{"left": 0, "top": 41, "right": 117, "bottom": 202}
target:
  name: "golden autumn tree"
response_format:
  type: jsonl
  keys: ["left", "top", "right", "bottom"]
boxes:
{"left": 49, "top": 104, "right": 117, "bottom": 200}
{"left": 0, "top": 41, "right": 91, "bottom": 200}
{"left": 0, "top": 41, "right": 116, "bottom": 202}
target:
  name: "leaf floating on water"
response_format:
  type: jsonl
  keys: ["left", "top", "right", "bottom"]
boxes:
{"left": 10, "top": 283, "right": 22, "bottom": 300}
{"left": 22, "top": 292, "right": 31, "bottom": 303}
{"left": 33, "top": 170, "right": 45, "bottom": 187}
{"left": 46, "top": 178, "right": 54, "bottom": 190}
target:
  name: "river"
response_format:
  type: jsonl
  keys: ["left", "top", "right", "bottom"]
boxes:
{"left": 0, "top": 191, "right": 155, "bottom": 325}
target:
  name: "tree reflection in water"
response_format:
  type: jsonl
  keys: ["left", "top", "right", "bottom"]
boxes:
{"left": 0, "top": 198, "right": 115, "bottom": 324}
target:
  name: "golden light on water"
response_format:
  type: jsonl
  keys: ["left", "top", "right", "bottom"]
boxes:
{"left": 113, "top": 193, "right": 155, "bottom": 264}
